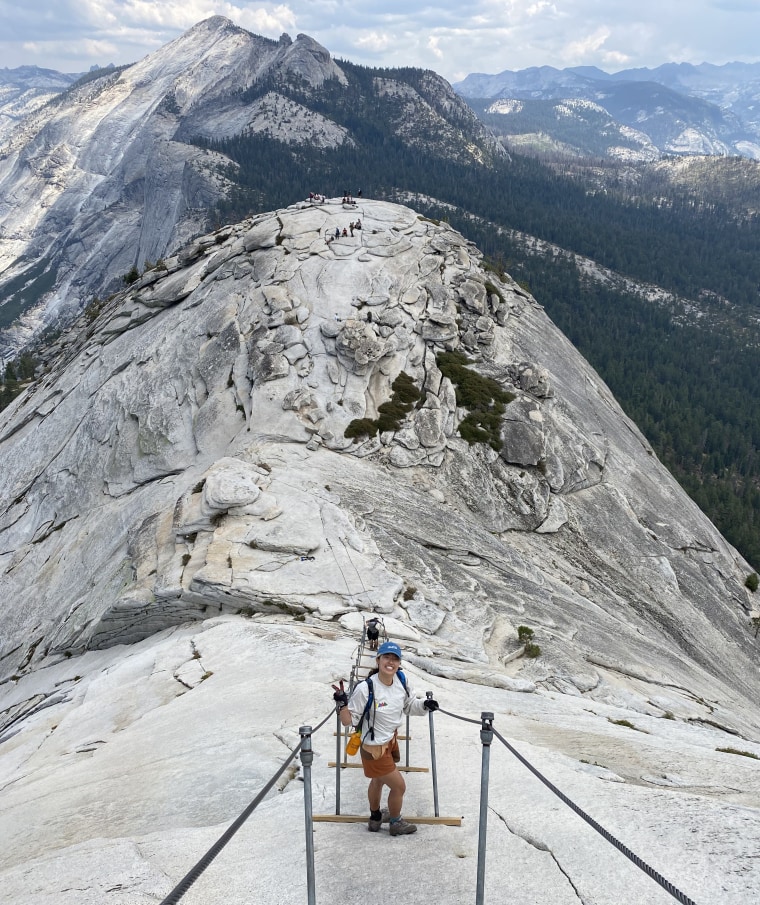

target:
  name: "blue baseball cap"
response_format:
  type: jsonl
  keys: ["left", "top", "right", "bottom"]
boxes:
{"left": 376, "top": 640, "right": 402, "bottom": 659}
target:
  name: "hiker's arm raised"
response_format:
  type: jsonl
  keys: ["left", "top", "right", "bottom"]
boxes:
{"left": 343, "top": 682, "right": 369, "bottom": 729}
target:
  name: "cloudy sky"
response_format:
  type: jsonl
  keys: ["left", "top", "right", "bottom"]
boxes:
{"left": 2, "top": 0, "right": 759, "bottom": 82}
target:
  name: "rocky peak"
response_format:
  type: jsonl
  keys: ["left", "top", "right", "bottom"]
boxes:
{"left": 1, "top": 196, "right": 758, "bottom": 741}
{"left": 271, "top": 33, "right": 348, "bottom": 87}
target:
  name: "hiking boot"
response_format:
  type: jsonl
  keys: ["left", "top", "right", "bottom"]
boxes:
{"left": 367, "top": 808, "right": 390, "bottom": 832}
{"left": 389, "top": 817, "right": 417, "bottom": 836}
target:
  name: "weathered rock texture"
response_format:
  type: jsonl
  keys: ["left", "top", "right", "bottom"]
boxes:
{"left": 1, "top": 197, "right": 758, "bottom": 742}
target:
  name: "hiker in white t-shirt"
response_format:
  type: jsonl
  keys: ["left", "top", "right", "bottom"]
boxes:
{"left": 333, "top": 641, "right": 439, "bottom": 836}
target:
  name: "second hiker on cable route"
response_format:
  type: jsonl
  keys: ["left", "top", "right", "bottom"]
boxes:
{"left": 366, "top": 616, "right": 380, "bottom": 651}
{"left": 332, "top": 641, "right": 439, "bottom": 836}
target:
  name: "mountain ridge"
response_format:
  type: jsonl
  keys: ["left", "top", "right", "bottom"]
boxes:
{"left": 455, "top": 60, "right": 760, "bottom": 159}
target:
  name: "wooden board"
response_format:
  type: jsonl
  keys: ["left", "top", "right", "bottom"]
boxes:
{"left": 328, "top": 762, "right": 428, "bottom": 772}
{"left": 313, "top": 814, "right": 462, "bottom": 826}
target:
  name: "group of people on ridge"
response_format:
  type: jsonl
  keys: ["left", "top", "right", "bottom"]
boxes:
{"left": 325, "top": 219, "right": 362, "bottom": 244}
{"left": 332, "top": 637, "right": 439, "bottom": 837}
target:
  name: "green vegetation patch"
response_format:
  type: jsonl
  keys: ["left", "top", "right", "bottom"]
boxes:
{"left": 436, "top": 350, "right": 514, "bottom": 450}
{"left": 517, "top": 625, "right": 534, "bottom": 642}
{"left": 1, "top": 352, "right": 40, "bottom": 412}
{"left": 345, "top": 371, "right": 422, "bottom": 440}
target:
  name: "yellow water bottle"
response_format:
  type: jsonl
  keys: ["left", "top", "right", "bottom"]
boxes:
{"left": 346, "top": 731, "right": 361, "bottom": 756}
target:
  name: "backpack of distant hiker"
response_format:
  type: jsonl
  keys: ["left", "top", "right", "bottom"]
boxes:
{"left": 366, "top": 619, "right": 380, "bottom": 643}
{"left": 357, "top": 671, "right": 409, "bottom": 742}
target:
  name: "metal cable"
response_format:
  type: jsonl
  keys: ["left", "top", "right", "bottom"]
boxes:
{"left": 326, "top": 537, "right": 356, "bottom": 598}
{"left": 490, "top": 725, "right": 699, "bottom": 905}
{"left": 437, "top": 705, "right": 482, "bottom": 726}
{"left": 340, "top": 537, "right": 369, "bottom": 597}
{"left": 158, "top": 707, "right": 336, "bottom": 905}
{"left": 158, "top": 680, "right": 696, "bottom": 905}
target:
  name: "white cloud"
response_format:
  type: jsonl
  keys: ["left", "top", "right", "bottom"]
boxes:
{"left": 525, "top": 2, "right": 558, "bottom": 18}
{"left": 562, "top": 26, "right": 613, "bottom": 65}
{"left": 83, "top": 1, "right": 295, "bottom": 33}
{"left": 355, "top": 31, "right": 393, "bottom": 53}
{"left": 601, "top": 49, "right": 631, "bottom": 67}
{"left": 1, "top": 0, "right": 760, "bottom": 78}
{"left": 427, "top": 35, "right": 443, "bottom": 60}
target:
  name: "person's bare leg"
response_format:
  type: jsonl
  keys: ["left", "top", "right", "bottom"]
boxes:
{"left": 382, "top": 769, "right": 406, "bottom": 817}
{"left": 368, "top": 777, "right": 384, "bottom": 812}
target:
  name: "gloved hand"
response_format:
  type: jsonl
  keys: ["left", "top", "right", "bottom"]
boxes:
{"left": 332, "top": 680, "right": 349, "bottom": 708}
{"left": 423, "top": 698, "right": 439, "bottom": 711}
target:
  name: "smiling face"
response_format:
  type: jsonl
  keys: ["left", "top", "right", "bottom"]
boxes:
{"left": 377, "top": 652, "right": 400, "bottom": 684}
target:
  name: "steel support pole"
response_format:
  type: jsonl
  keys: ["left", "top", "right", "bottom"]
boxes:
{"left": 335, "top": 711, "right": 342, "bottom": 815}
{"left": 426, "top": 691, "right": 440, "bottom": 817}
{"left": 300, "top": 726, "right": 317, "bottom": 905}
{"left": 476, "top": 712, "right": 494, "bottom": 905}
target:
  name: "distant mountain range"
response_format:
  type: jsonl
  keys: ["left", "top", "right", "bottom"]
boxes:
{"left": 0, "top": 66, "right": 83, "bottom": 144}
{"left": 454, "top": 62, "right": 760, "bottom": 160}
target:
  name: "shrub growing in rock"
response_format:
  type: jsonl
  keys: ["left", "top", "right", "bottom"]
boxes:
{"left": 392, "top": 371, "right": 422, "bottom": 406}
{"left": 377, "top": 399, "right": 411, "bottom": 433}
{"left": 344, "top": 417, "right": 379, "bottom": 439}
{"left": 517, "top": 625, "right": 534, "bottom": 642}
{"left": 122, "top": 265, "right": 140, "bottom": 285}
{"left": 436, "top": 350, "right": 514, "bottom": 451}
{"left": 345, "top": 371, "right": 422, "bottom": 439}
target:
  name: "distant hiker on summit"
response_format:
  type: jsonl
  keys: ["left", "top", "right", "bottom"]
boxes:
{"left": 332, "top": 641, "right": 439, "bottom": 836}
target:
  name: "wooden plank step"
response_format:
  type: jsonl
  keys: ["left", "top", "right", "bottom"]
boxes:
{"left": 313, "top": 814, "right": 462, "bottom": 826}
{"left": 328, "top": 762, "right": 428, "bottom": 772}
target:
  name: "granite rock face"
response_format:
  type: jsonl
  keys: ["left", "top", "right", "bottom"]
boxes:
{"left": 0, "top": 18, "right": 504, "bottom": 360}
{"left": 1, "top": 196, "right": 759, "bottom": 738}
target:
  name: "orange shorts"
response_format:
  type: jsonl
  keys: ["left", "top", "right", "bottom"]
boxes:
{"left": 360, "top": 735, "right": 400, "bottom": 778}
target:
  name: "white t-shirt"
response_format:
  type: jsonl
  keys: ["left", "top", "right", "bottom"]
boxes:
{"left": 347, "top": 672, "right": 427, "bottom": 744}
